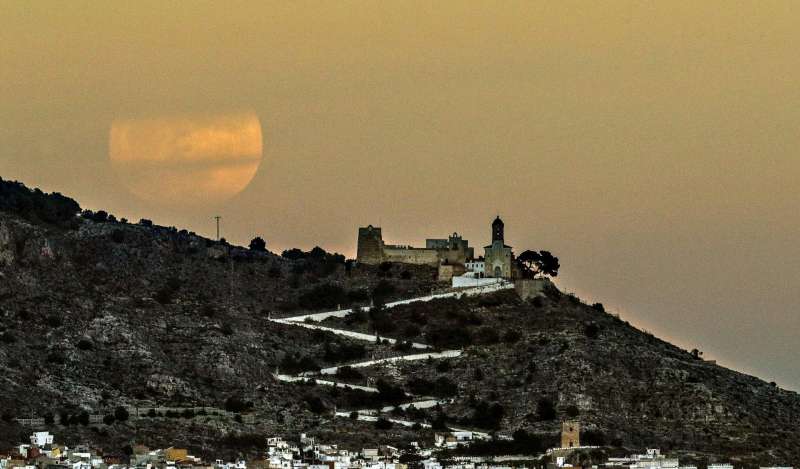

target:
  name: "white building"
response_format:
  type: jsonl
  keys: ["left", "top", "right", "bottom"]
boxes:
{"left": 30, "top": 432, "right": 54, "bottom": 447}
{"left": 464, "top": 259, "right": 485, "bottom": 275}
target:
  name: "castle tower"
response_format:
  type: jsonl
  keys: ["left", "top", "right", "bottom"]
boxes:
{"left": 561, "top": 421, "right": 580, "bottom": 448}
{"left": 492, "top": 216, "right": 504, "bottom": 243}
{"left": 356, "top": 225, "right": 384, "bottom": 264}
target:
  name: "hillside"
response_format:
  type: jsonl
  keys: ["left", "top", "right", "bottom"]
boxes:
{"left": 0, "top": 178, "right": 799, "bottom": 466}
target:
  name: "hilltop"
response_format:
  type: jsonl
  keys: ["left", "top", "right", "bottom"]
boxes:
{"left": 0, "top": 177, "right": 798, "bottom": 466}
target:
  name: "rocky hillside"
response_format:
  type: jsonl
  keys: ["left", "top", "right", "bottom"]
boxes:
{"left": 0, "top": 178, "right": 798, "bottom": 466}
{"left": 318, "top": 290, "right": 800, "bottom": 465}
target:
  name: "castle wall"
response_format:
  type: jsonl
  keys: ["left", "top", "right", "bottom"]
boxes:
{"left": 514, "top": 278, "right": 551, "bottom": 300}
{"left": 383, "top": 247, "right": 440, "bottom": 266}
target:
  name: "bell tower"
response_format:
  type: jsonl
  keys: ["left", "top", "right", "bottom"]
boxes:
{"left": 492, "top": 216, "right": 504, "bottom": 243}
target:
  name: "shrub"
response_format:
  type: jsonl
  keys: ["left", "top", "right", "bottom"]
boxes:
{"left": 280, "top": 354, "right": 320, "bottom": 374}
{"left": 428, "top": 326, "right": 472, "bottom": 349}
{"left": 305, "top": 395, "right": 326, "bottom": 414}
{"left": 225, "top": 396, "right": 253, "bottom": 413}
{"left": 470, "top": 401, "right": 505, "bottom": 429}
{"left": 536, "top": 397, "right": 557, "bottom": 421}
{"left": 139, "top": 219, "right": 153, "bottom": 227}
{"left": 298, "top": 284, "right": 349, "bottom": 310}
{"left": 376, "top": 380, "right": 406, "bottom": 406}
{"left": 477, "top": 327, "right": 500, "bottom": 345}
{"left": 584, "top": 323, "right": 601, "bottom": 339}
{"left": 46, "top": 351, "right": 66, "bottom": 365}
{"left": 592, "top": 303, "right": 605, "bottom": 312}
{"left": 114, "top": 406, "right": 129, "bottom": 422}
{"left": 110, "top": 229, "right": 125, "bottom": 243}
{"left": 347, "top": 289, "right": 370, "bottom": 303}
{"left": 324, "top": 343, "right": 366, "bottom": 363}
{"left": 249, "top": 237, "right": 267, "bottom": 252}
{"left": 350, "top": 411, "right": 359, "bottom": 420}
{"left": 565, "top": 405, "right": 580, "bottom": 417}
{"left": 372, "top": 280, "right": 396, "bottom": 303}
{"left": 76, "top": 339, "right": 93, "bottom": 351}
{"left": 402, "top": 324, "right": 422, "bottom": 338}
{"left": 103, "top": 414, "right": 116, "bottom": 425}
{"left": 337, "top": 366, "right": 364, "bottom": 380}
{"left": 268, "top": 265, "right": 282, "bottom": 278}
{"left": 375, "top": 417, "right": 393, "bottom": 430}
{"left": 503, "top": 330, "right": 522, "bottom": 344}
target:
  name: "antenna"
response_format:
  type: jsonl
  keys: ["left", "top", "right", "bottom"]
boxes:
{"left": 214, "top": 216, "right": 222, "bottom": 241}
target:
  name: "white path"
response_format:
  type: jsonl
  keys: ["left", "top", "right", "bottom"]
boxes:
{"left": 319, "top": 350, "right": 462, "bottom": 375}
{"left": 272, "top": 283, "right": 512, "bottom": 438}
{"left": 335, "top": 411, "right": 431, "bottom": 428}
{"left": 281, "top": 281, "right": 513, "bottom": 323}
{"left": 271, "top": 320, "right": 430, "bottom": 349}
{"left": 273, "top": 374, "right": 380, "bottom": 393}
{"left": 333, "top": 412, "right": 490, "bottom": 439}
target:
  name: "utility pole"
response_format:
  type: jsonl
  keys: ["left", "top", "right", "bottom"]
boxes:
{"left": 214, "top": 216, "right": 222, "bottom": 241}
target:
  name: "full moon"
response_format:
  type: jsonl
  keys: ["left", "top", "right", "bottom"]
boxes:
{"left": 109, "top": 112, "right": 263, "bottom": 207}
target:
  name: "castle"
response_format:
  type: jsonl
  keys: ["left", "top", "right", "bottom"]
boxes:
{"left": 356, "top": 216, "right": 515, "bottom": 279}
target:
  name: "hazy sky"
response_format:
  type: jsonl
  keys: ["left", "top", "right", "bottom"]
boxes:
{"left": 2, "top": 2, "right": 799, "bottom": 389}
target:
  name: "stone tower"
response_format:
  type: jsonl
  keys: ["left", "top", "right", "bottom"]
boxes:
{"left": 356, "top": 225, "right": 384, "bottom": 264}
{"left": 561, "top": 421, "right": 580, "bottom": 448}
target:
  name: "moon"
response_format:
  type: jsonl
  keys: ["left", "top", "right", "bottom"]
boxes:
{"left": 109, "top": 112, "right": 263, "bottom": 207}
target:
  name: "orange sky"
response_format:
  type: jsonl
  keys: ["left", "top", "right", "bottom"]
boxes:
{"left": 2, "top": 1, "right": 799, "bottom": 389}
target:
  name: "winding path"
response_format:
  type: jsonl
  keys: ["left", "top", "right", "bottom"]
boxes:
{"left": 270, "top": 281, "right": 511, "bottom": 437}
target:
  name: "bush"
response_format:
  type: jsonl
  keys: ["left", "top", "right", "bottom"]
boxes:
{"left": 565, "top": 405, "right": 580, "bottom": 417}
{"left": 503, "top": 330, "right": 522, "bottom": 343}
{"left": 402, "top": 324, "right": 422, "bottom": 338}
{"left": 76, "top": 339, "right": 93, "bottom": 351}
{"left": 375, "top": 417, "right": 393, "bottom": 429}
{"left": 477, "top": 327, "right": 500, "bottom": 345}
{"left": 268, "top": 265, "right": 282, "bottom": 278}
{"left": 350, "top": 411, "right": 359, "bottom": 420}
{"left": 584, "top": 323, "right": 601, "bottom": 339}
{"left": 470, "top": 401, "right": 505, "bottom": 429}
{"left": 305, "top": 395, "right": 326, "bottom": 414}
{"left": 114, "top": 406, "right": 129, "bottom": 422}
{"left": 347, "top": 289, "right": 370, "bottom": 303}
{"left": 249, "top": 237, "right": 267, "bottom": 252}
{"left": 428, "top": 326, "right": 472, "bottom": 349}
{"left": 324, "top": 342, "right": 366, "bottom": 363}
{"left": 225, "top": 396, "right": 253, "bottom": 413}
{"left": 372, "top": 280, "right": 396, "bottom": 303}
{"left": 103, "top": 414, "right": 116, "bottom": 425}
{"left": 280, "top": 354, "right": 320, "bottom": 374}
{"left": 298, "top": 284, "right": 349, "bottom": 310}
{"left": 139, "top": 218, "right": 153, "bottom": 227}
{"left": 337, "top": 366, "right": 364, "bottom": 381}
{"left": 592, "top": 303, "right": 605, "bottom": 312}
{"left": 536, "top": 397, "right": 557, "bottom": 421}
{"left": 376, "top": 380, "right": 407, "bottom": 406}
